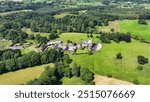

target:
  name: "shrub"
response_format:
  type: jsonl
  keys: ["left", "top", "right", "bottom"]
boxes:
{"left": 88, "top": 50, "right": 93, "bottom": 55}
{"left": 137, "top": 65, "right": 144, "bottom": 71}
{"left": 111, "top": 28, "right": 114, "bottom": 32}
{"left": 133, "top": 79, "right": 139, "bottom": 85}
{"left": 107, "top": 74, "right": 112, "bottom": 78}
{"left": 116, "top": 52, "right": 123, "bottom": 59}
{"left": 137, "top": 55, "right": 149, "bottom": 65}
{"left": 138, "top": 19, "right": 147, "bottom": 25}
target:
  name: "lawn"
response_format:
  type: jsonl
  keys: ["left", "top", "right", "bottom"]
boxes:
{"left": 57, "top": 32, "right": 100, "bottom": 43}
{"left": 71, "top": 40, "right": 150, "bottom": 84}
{"left": 119, "top": 20, "right": 150, "bottom": 42}
{"left": 62, "top": 77, "right": 85, "bottom": 85}
{"left": 0, "top": 63, "right": 53, "bottom": 85}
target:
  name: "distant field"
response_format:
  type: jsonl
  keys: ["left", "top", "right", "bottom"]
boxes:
{"left": 54, "top": 12, "right": 72, "bottom": 19}
{"left": 62, "top": 77, "right": 85, "bottom": 85}
{"left": 119, "top": 20, "right": 150, "bottom": 42}
{"left": 0, "top": 63, "right": 53, "bottom": 85}
{"left": 71, "top": 40, "right": 150, "bottom": 84}
{"left": 57, "top": 33, "right": 100, "bottom": 43}
{"left": 22, "top": 28, "right": 49, "bottom": 38}
{"left": 0, "top": 10, "right": 32, "bottom": 16}
{"left": 77, "top": 2, "right": 103, "bottom": 6}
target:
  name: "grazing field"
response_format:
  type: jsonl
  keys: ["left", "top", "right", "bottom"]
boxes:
{"left": 0, "top": 10, "right": 32, "bottom": 16}
{"left": 71, "top": 40, "right": 150, "bottom": 84}
{"left": 0, "top": 63, "right": 53, "bottom": 85}
{"left": 57, "top": 33, "right": 100, "bottom": 43}
{"left": 97, "top": 21, "right": 120, "bottom": 33}
{"left": 119, "top": 20, "right": 150, "bottom": 42}
{"left": 62, "top": 77, "right": 85, "bottom": 85}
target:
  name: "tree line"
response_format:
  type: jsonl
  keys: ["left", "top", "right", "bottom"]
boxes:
{"left": 100, "top": 32, "right": 131, "bottom": 43}
{"left": 0, "top": 49, "right": 22, "bottom": 61}
{"left": 0, "top": 48, "right": 63, "bottom": 74}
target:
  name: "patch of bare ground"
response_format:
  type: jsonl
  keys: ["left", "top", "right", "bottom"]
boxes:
{"left": 94, "top": 75, "right": 133, "bottom": 85}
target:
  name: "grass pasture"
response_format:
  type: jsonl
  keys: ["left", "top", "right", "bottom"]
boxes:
{"left": 57, "top": 33, "right": 100, "bottom": 43}
{"left": 71, "top": 40, "right": 150, "bottom": 84}
{"left": 0, "top": 63, "right": 53, "bottom": 85}
{"left": 119, "top": 20, "right": 150, "bottom": 42}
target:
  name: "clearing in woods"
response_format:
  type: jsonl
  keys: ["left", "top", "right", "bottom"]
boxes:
{"left": 97, "top": 21, "right": 121, "bottom": 33}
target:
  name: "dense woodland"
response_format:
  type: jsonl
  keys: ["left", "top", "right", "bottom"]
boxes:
{"left": 1, "top": 4, "right": 150, "bottom": 44}
{"left": 0, "top": 48, "right": 63, "bottom": 74}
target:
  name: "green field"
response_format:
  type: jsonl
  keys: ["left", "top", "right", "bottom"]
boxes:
{"left": 62, "top": 77, "right": 85, "bottom": 85}
{"left": 57, "top": 33, "right": 100, "bottom": 43}
{"left": 71, "top": 40, "right": 150, "bottom": 84}
{"left": 0, "top": 63, "right": 53, "bottom": 85}
{"left": 54, "top": 12, "right": 72, "bottom": 19}
{"left": 119, "top": 20, "right": 150, "bottom": 42}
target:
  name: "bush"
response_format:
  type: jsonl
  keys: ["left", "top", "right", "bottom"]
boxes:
{"left": 107, "top": 74, "right": 112, "bottom": 78}
{"left": 80, "top": 68, "right": 94, "bottom": 85}
{"left": 137, "top": 65, "right": 144, "bottom": 71}
{"left": 137, "top": 55, "right": 149, "bottom": 65}
{"left": 133, "top": 79, "right": 139, "bottom": 85}
{"left": 116, "top": 52, "right": 122, "bottom": 59}
{"left": 88, "top": 50, "right": 93, "bottom": 55}
{"left": 138, "top": 19, "right": 147, "bottom": 25}
{"left": 111, "top": 28, "right": 114, "bottom": 32}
